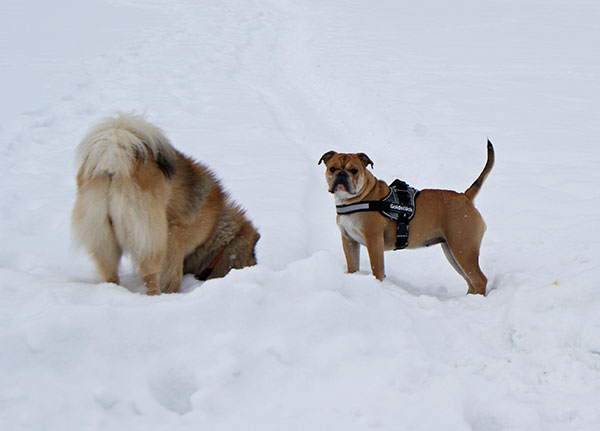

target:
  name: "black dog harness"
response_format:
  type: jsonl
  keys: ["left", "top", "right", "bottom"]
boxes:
{"left": 336, "top": 179, "right": 419, "bottom": 250}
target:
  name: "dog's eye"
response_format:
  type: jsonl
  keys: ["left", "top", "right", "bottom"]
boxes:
{"left": 329, "top": 167, "right": 337, "bottom": 173}
{"left": 349, "top": 168, "right": 358, "bottom": 175}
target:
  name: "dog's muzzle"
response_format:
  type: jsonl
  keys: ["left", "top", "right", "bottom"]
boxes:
{"left": 329, "top": 171, "right": 353, "bottom": 194}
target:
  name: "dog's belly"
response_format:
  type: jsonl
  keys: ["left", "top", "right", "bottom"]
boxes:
{"left": 337, "top": 214, "right": 366, "bottom": 245}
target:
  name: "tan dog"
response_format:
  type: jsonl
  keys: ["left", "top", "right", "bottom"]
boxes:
{"left": 319, "top": 141, "right": 494, "bottom": 295}
{"left": 72, "top": 113, "right": 259, "bottom": 295}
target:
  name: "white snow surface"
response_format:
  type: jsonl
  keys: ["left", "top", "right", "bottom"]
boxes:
{"left": 1, "top": 0, "right": 600, "bottom": 429}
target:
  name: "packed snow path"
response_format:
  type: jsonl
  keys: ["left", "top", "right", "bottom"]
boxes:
{"left": 1, "top": 0, "right": 599, "bottom": 430}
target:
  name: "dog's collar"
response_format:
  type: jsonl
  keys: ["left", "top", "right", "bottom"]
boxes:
{"left": 195, "top": 247, "right": 226, "bottom": 281}
{"left": 336, "top": 179, "right": 419, "bottom": 249}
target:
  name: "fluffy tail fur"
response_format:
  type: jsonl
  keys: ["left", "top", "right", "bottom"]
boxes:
{"left": 75, "top": 113, "right": 177, "bottom": 181}
{"left": 464, "top": 140, "right": 495, "bottom": 201}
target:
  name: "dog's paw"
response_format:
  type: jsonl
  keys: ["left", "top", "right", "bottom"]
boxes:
{"left": 160, "top": 278, "right": 181, "bottom": 294}
{"left": 145, "top": 287, "right": 161, "bottom": 296}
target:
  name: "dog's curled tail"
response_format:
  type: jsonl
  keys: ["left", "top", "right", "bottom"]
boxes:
{"left": 75, "top": 113, "right": 177, "bottom": 181}
{"left": 464, "top": 139, "right": 495, "bottom": 201}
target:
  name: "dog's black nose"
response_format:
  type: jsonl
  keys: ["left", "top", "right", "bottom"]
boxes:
{"left": 337, "top": 170, "right": 349, "bottom": 178}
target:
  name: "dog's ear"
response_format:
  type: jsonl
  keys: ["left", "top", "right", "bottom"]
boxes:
{"left": 318, "top": 151, "right": 337, "bottom": 165}
{"left": 357, "top": 153, "right": 374, "bottom": 169}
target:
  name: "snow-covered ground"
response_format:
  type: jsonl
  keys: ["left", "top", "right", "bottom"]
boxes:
{"left": 1, "top": 0, "right": 600, "bottom": 429}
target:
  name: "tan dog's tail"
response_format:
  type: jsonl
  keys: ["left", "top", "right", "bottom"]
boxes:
{"left": 75, "top": 113, "right": 177, "bottom": 181}
{"left": 464, "top": 140, "right": 495, "bottom": 201}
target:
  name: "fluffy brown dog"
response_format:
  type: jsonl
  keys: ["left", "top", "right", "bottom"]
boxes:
{"left": 319, "top": 141, "right": 494, "bottom": 295}
{"left": 72, "top": 113, "right": 259, "bottom": 295}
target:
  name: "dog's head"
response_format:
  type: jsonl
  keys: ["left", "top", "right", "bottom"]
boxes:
{"left": 318, "top": 151, "right": 374, "bottom": 201}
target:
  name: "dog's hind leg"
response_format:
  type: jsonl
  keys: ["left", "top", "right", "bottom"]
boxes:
{"left": 134, "top": 225, "right": 168, "bottom": 295}
{"left": 139, "top": 254, "right": 164, "bottom": 296}
{"left": 91, "top": 231, "right": 122, "bottom": 285}
{"left": 72, "top": 176, "right": 122, "bottom": 284}
{"left": 158, "top": 237, "right": 185, "bottom": 294}
{"left": 115, "top": 206, "right": 167, "bottom": 295}
{"left": 442, "top": 234, "right": 487, "bottom": 295}
{"left": 110, "top": 172, "right": 171, "bottom": 295}
{"left": 441, "top": 243, "right": 475, "bottom": 294}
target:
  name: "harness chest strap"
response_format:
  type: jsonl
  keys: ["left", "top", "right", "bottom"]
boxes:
{"left": 335, "top": 179, "right": 418, "bottom": 250}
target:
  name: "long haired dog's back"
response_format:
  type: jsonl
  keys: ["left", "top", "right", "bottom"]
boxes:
{"left": 72, "top": 113, "right": 259, "bottom": 295}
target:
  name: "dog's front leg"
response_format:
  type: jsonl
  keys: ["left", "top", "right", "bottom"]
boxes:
{"left": 365, "top": 236, "right": 385, "bottom": 281}
{"left": 341, "top": 232, "right": 360, "bottom": 273}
